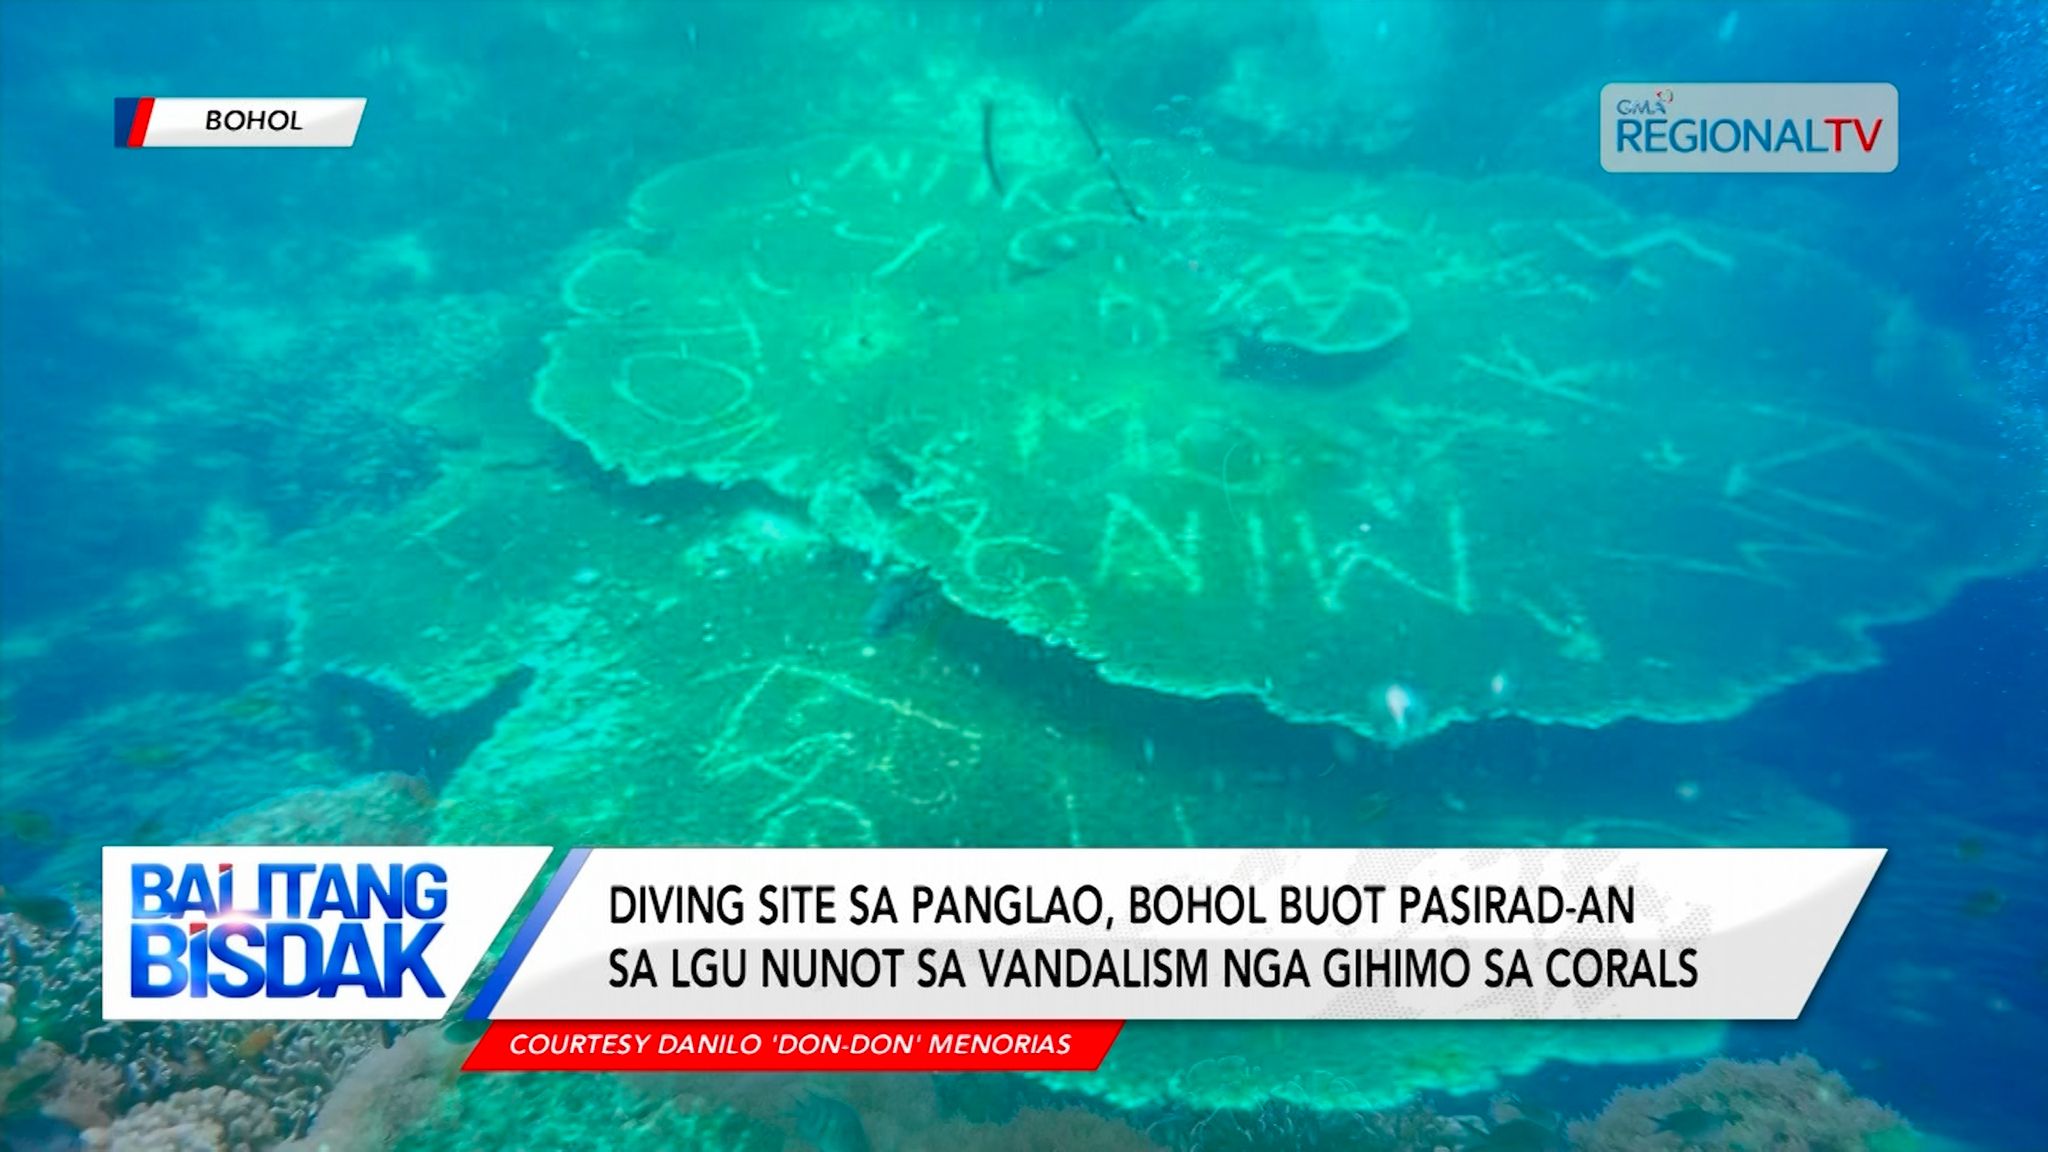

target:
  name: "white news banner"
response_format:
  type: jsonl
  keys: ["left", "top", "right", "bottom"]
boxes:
{"left": 475, "top": 847, "right": 1884, "bottom": 1022}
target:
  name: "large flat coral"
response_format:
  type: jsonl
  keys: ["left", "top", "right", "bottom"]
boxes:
{"left": 531, "top": 122, "right": 2039, "bottom": 742}
{"left": 216, "top": 435, "right": 1755, "bottom": 1112}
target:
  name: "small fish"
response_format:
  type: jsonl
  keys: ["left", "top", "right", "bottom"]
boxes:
{"left": 1353, "top": 791, "right": 1392, "bottom": 823}
{"left": 1955, "top": 835, "right": 1986, "bottom": 861}
{"left": 382, "top": 1020, "right": 405, "bottom": 1048}
{"left": 0, "top": 887, "right": 77, "bottom": 931}
{"left": 1654, "top": 1104, "right": 1736, "bottom": 1140}
{"left": 1961, "top": 888, "right": 2007, "bottom": 918}
{"left": 219, "top": 692, "right": 282, "bottom": 722}
{"left": 1, "top": 809, "right": 61, "bottom": 846}
{"left": 112, "top": 742, "right": 187, "bottom": 769}
{"left": 792, "top": 1091, "right": 871, "bottom": 1152}
{"left": 861, "top": 571, "right": 933, "bottom": 638}
{"left": 235, "top": 1024, "right": 279, "bottom": 1060}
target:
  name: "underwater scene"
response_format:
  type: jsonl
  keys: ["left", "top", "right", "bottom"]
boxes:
{"left": 1, "top": 0, "right": 2043, "bottom": 1149}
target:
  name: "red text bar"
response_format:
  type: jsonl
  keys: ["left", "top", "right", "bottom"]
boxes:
{"left": 461, "top": 1020, "right": 1123, "bottom": 1073}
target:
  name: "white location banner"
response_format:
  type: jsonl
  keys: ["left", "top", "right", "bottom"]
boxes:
{"left": 117, "top": 97, "right": 366, "bottom": 148}
{"left": 474, "top": 847, "right": 1882, "bottom": 1022}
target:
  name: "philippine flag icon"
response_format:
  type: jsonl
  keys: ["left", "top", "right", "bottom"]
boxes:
{"left": 115, "top": 97, "right": 155, "bottom": 147}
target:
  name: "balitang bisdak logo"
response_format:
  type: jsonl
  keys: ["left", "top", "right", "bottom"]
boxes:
{"left": 1601, "top": 83, "right": 1898, "bottom": 173}
{"left": 102, "top": 847, "right": 548, "bottom": 1020}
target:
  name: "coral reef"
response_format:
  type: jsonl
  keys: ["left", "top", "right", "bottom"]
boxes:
{"left": 213, "top": 442, "right": 1730, "bottom": 1111}
{"left": 151, "top": 288, "right": 519, "bottom": 537}
{"left": 273, "top": 1027, "right": 468, "bottom": 1152}
{"left": 534, "top": 121, "right": 2041, "bottom": 745}
{"left": 1568, "top": 1055, "right": 1918, "bottom": 1152}
{"left": 0, "top": 911, "right": 382, "bottom": 1144}
{"left": 194, "top": 772, "right": 438, "bottom": 846}
{"left": 1041, "top": 1020, "right": 1720, "bottom": 1114}
{"left": 1131, "top": 1094, "right": 1470, "bottom": 1151}
{"left": 651, "top": 1072, "right": 1172, "bottom": 1152}
{"left": 83, "top": 1086, "right": 274, "bottom": 1152}
{"left": 1, "top": 1041, "right": 122, "bottom": 1131}
{"left": 905, "top": 1105, "right": 1166, "bottom": 1151}
{"left": 390, "top": 1063, "right": 755, "bottom": 1150}
{"left": 0, "top": 766, "right": 461, "bottom": 1134}
{"left": 0, "top": 598, "right": 351, "bottom": 888}
{"left": 1, "top": 914, "right": 100, "bottom": 1061}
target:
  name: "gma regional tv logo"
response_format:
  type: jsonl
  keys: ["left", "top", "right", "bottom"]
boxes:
{"left": 1601, "top": 83, "right": 1897, "bottom": 173}
{"left": 102, "top": 847, "right": 547, "bottom": 1020}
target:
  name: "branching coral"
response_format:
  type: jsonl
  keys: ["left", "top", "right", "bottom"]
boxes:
{"left": 1568, "top": 1055, "right": 1917, "bottom": 1152}
{"left": 0, "top": 911, "right": 382, "bottom": 1144}
{"left": 1, "top": 913, "right": 101, "bottom": 1057}
{"left": 273, "top": 1026, "right": 467, "bottom": 1152}
{"left": 83, "top": 1086, "right": 275, "bottom": 1152}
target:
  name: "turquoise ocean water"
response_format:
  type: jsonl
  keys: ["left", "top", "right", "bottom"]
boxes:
{"left": 2, "top": 2, "right": 2042, "bottom": 1149}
